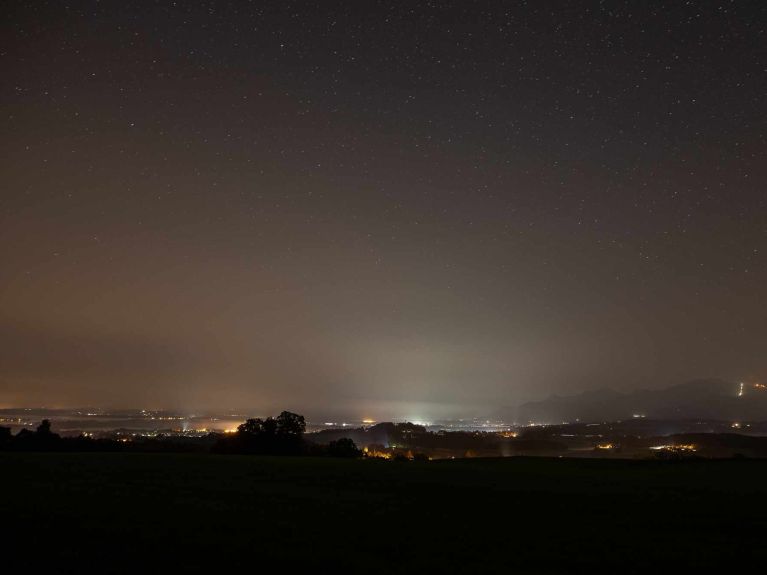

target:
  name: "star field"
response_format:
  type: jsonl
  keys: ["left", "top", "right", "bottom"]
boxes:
{"left": 1, "top": 1, "right": 765, "bottom": 417}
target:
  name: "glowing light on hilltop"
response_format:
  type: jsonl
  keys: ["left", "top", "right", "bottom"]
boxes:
{"left": 596, "top": 443, "right": 615, "bottom": 450}
{"left": 407, "top": 419, "right": 431, "bottom": 427}
{"left": 362, "top": 419, "right": 375, "bottom": 425}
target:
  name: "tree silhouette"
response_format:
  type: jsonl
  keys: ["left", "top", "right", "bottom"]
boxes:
{"left": 238, "top": 418, "right": 264, "bottom": 435}
{"left": 276, "top": 411, "right": 305, "bottom": 436}
{"left": 327, "top": 437, "right": 362, "bottom": 458}
{"left": 37, "top": 419, "right": 53, "bottom": 435}
{"left": 262, "top": 417, "right": 278, "bottom": 437}
{"left": 220, "top": 411, "right": 307, "bottom": 455}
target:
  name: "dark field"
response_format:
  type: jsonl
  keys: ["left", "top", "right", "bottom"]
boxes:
{"left": 2, "top": 453, "right": 765, "bottom": 573}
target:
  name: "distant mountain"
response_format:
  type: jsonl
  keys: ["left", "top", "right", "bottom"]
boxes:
{"left": 509, "top": 379, "right": 767, "bottom": 424}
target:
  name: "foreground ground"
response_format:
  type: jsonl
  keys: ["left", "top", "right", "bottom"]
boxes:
{"left": 1, "top": 453, "right": 765, "bottom": 573}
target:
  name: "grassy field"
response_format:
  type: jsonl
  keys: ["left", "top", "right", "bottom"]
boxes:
{"left": 1, "top": 453, "right": 765, "bottom": 573}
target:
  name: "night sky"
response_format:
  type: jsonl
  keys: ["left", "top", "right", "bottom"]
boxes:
{"left": 1, "top": 1, "right": 765, "bottom": 419}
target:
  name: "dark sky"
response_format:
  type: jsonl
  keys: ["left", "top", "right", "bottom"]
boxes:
{"left": 1, "top": 1, "right": 765, "bottom": 419}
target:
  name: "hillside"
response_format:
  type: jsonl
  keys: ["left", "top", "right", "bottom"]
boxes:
{"left": 510, "top": 379, "right": 767, "bottom": 424}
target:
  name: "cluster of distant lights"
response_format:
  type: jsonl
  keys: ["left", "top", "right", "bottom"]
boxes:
{"left": 9, "top": 386, "right": 767, "bottom": 440}
{"left": 324, "top": 419, "right": 377, "bottom": 427}
{"left": 649, "top": 444, "right": 697, "bottom": 452}
{"left": 362, "top": 446, "right": 392, "bottom": 459}
{"left": 738, "top": 382, "right": 766, "bottom": 397}
{"left": 596, "top": 443, "right": 698, "bottom": 452}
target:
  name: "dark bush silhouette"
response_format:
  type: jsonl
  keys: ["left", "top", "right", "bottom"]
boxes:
{"left": 14, "top": 428, "right": 36, "bottom": 440}
{"left": 7, "top": 419, "right": 62, "bottom": 451}
{"left": 327, "top": 437, "right": 362, "bottom": 458}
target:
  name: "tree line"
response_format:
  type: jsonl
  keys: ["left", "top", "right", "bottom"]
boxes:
{"left": 0, "top": 413, "right": 364, "bottom": 458}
